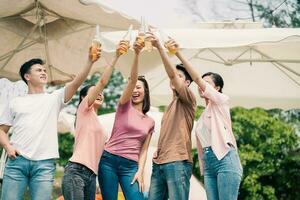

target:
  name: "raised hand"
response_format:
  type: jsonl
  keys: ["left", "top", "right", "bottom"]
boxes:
{"left": 116, "top": 40, "right": 130, "bottom": 57}
{"left": 89, "top": 46, "right": 101, "bottom": 63}
{"left": 133, "top": 36, "right": 145, "bottom": 55}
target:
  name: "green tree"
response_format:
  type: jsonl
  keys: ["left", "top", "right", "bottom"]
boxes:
{"left": 192, "top": 107, "right": 300, "bottom": 200}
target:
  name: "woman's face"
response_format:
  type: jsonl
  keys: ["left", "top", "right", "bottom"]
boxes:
{"left": 132, "top": 80, "right": 145, "bottom": 105}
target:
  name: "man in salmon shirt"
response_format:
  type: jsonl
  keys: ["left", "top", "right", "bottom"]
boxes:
{"left": 146, "top": 33, "right": 196, "bottom": 200}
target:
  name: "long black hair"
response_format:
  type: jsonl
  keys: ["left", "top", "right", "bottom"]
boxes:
{"left": 202, "top": 72, "right": 224, "bottom": 93}
{"left": 137, "top": 76, "right": 150, "bottom": 114}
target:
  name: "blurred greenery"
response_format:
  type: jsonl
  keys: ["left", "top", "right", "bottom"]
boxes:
{"left": 191, "top": 107, "right": 300, "bottom": 200}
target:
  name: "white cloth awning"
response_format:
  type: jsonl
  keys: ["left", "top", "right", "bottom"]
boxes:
{"left": 101, "top": 27, "right": 300, "bottom": 109}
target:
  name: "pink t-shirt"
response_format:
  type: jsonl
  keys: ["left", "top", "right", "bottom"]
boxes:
{"left": 69, "top": 97, "right": 107, "bottom": 174}
{"left": 105, "top": 101, "right": 155, "bottom": 162}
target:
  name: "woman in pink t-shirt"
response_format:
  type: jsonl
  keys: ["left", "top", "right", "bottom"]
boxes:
{"left": 98, "top": 36, "right": 155, "bottom": 200}
{"left": 166, "top": 39, "right": 243, "bottom": 200}
{"left": 61, "top": 42, "right": 124, "bottom": 200}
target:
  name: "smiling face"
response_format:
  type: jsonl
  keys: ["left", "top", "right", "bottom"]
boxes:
{"left": 132, "top": 80, "right": 145, "bottom": 105}
{"left": 24, "top": 64, "right": 48, "bottom": 86}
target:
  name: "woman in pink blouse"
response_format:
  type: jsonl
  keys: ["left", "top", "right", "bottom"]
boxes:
{"left": 167, "top": 39, "right": 243, "bottom": 200}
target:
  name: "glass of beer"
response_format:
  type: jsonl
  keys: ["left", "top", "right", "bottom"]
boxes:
{"left": 91, "top": 25, "right": 102, "bottom": 62}
{"left": 117, "top": 25, "right": 132, "bottom": 56}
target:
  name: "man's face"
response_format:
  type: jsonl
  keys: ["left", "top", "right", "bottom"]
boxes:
{"left": 170, "top": 69, "right": 190, "bottom": 89}
{"left": 25, "top": 64, "right": 48, "bottom": 86}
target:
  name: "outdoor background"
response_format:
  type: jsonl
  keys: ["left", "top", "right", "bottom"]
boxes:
{"left": 0, "top": 0, "right": 300, "bottom": 200}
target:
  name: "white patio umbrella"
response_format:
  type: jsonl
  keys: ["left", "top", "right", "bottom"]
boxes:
{"left": 101, "top": 27, "right": 300, "bottom": 109}
{"left": 0, "top": 0, "right": 139, "bottom": 84}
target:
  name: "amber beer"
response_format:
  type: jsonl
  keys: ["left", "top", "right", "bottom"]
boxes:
{"left": 117, "top": 25, "right": 132, "bottom": 56}
{"left": 117, "top": 40, "right": 130, "bottom": 56}
{"left": 91, "top": 25, "right": 102, "bottom": 62}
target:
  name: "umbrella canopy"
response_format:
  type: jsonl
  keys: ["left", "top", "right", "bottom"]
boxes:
{"left": 0, "top": 0, "right": 139, "bottom": 84}
{"left": 101, "top": 27, "right": 300, "bottom": 109}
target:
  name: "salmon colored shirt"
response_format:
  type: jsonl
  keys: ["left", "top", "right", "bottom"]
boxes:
{"left": 70, "top": 97, "right": 107, "bottom": 174}
{"left": 105, "top": 101, "right": 155, "bottom": 162}
{"left": 196, "top": 82, "right": 237, "bottom": 175}
{"left": 153, "top": 84, "right": 196, "bottom": 164}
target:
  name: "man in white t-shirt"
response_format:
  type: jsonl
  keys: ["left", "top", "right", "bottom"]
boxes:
{"left": 0, "top": 47, "right": 101, "bottom": 200}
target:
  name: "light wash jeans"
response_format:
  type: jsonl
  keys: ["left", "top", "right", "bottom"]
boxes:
{"left": 203, "top": 146, "right": 243, "bottom": 200}
{"left": 148, "top": 161, "right": 192, "bottom": 200}
{"left": 1, "top": 155, "right": 55, "bottom": 200}
{"left": 98, "top": 151, "right": 144, "bottom": 200}
{"left": 62, "top": 161, "right": 96, "bottom": 200}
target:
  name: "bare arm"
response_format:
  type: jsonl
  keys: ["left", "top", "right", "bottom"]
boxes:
{"left": 176, "top": 50, "right": 206, "bottom": 91}
{"left": 148, "top": 33, "right": 183, "bottom": 92}
{"left": 166, "top": 39, "right": 206, "bottom": 91}
{"left": 64, "top": 47, "right": 101, "bottom": 103}
{"left": 131, "top": 132, "right": 153, "bottom": 192}
{"left": 119, "top": 38, "right": 144, "bottom": 105}
{"left": 0, "top": 125, "right": 19, "bottom": 159}
{"left": 87, "top": 55, "right": 119, "bottom": 106}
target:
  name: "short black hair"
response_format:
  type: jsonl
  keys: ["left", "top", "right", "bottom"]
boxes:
{"left": 137, "top": 76, "right": 151, "bottom": 114}
{"left": 202, "top": 72, "right": 224, "bottom": 93}
{"left": 176, "top": 63, "right": 193, "bottom": 85}
{"left": 19, "top": 58, "right": 44, "bottom": 85}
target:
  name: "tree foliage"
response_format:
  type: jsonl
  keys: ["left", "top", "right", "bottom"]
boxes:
{"left": 191, "top": 107, "right": 300, "bottom": 200}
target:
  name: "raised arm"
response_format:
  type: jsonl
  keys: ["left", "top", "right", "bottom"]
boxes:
{"left": 119, "top": 37, "right": 144, "bottom": 105}
{"left": 131, "top": 132, "right": 153, "bottom": 192}
{"left": 64, "top": 47, "right": 101, "bottom": 103}
{"left": 0, "top": 125, "right": 20, "bottom": 159}
{"left": 168, "top": 39, "right": 206, "bottom": 92}
{"left": 87, "top": 52, "right": 121, "bottom": 106}
{"left": 147, "top": 33, "right": 184, "bottom": 92}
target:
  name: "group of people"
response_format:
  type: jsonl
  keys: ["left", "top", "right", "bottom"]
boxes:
{"left": 0, "top": 32, "right": 243, "bottom": 200}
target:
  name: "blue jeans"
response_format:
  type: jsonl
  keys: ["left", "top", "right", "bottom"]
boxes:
{"left": 98, "top": 151, "right": 144, "bottom": 200}
{"left": 148, "top": 161, "right": 192, "bottom": 200}
{"left": 62, "top": 161, "right": 96, "bottom": 200}
{"left": 203, "top": 147, "right": 243, "bottom": 200}
{"left": 1, "top": 155, "right": 55, "bottom": 200}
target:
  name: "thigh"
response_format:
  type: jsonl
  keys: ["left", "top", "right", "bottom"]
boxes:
{"left": 29, "top": 159, "right": 56, "bottom": 200}
{"left": 217, "top": 149, "right": 242, "bottom": 200}
{"left": 204, "top": 173, "right": 219, "bottom": 200}
{"left": 61, "top": 165, "right": 85, "bottom": 200}
{"left": 1, "top": 156, "right": 29, "bottom": 200}
{"left": 84, "top": 175, "right": 96, "bottom": 200}
{"left": 148, "top": 163, "right": 168, "bottom": 200}
{"left": 164, "top": 161, "right": 192, "bottom": 200}
{"left": 98, "top": 152, "right": 119, "bottom": 200}
{"left": 118, "top": 157, "right": 144, "bottom": 200}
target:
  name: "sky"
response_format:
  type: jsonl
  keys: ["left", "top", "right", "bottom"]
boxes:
{"left": 99, "top": 0, "right": 256, "bottom": 28}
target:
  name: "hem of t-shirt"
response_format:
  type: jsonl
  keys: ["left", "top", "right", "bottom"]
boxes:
{"left": 152, "top": 156, "right": 192, "bottom": 164}
{"left": 20, "top": 153, "right": 59, "bottom": 161}
{"left": 105, "top": 149, "right": 138, "bottom": 163}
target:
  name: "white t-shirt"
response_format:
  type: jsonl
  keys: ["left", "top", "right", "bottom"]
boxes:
{"left": 0, "top": 88, "right": 67, "bottom": 160}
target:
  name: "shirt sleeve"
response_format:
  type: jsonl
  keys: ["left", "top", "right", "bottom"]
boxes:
{"left": 117, "top": 100, "right": 131, "bottom": 113}
{"left": 53, "top": 87, "right": 69, "bottom": 111}
{"left": 202, "top": 82, "right": 229, "bottom": 104}
{"left": 177, "top": 84, "right": 197, "bottom": 106}
{"left": 0, "top": 101, "right": 13, "bottom": 126}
